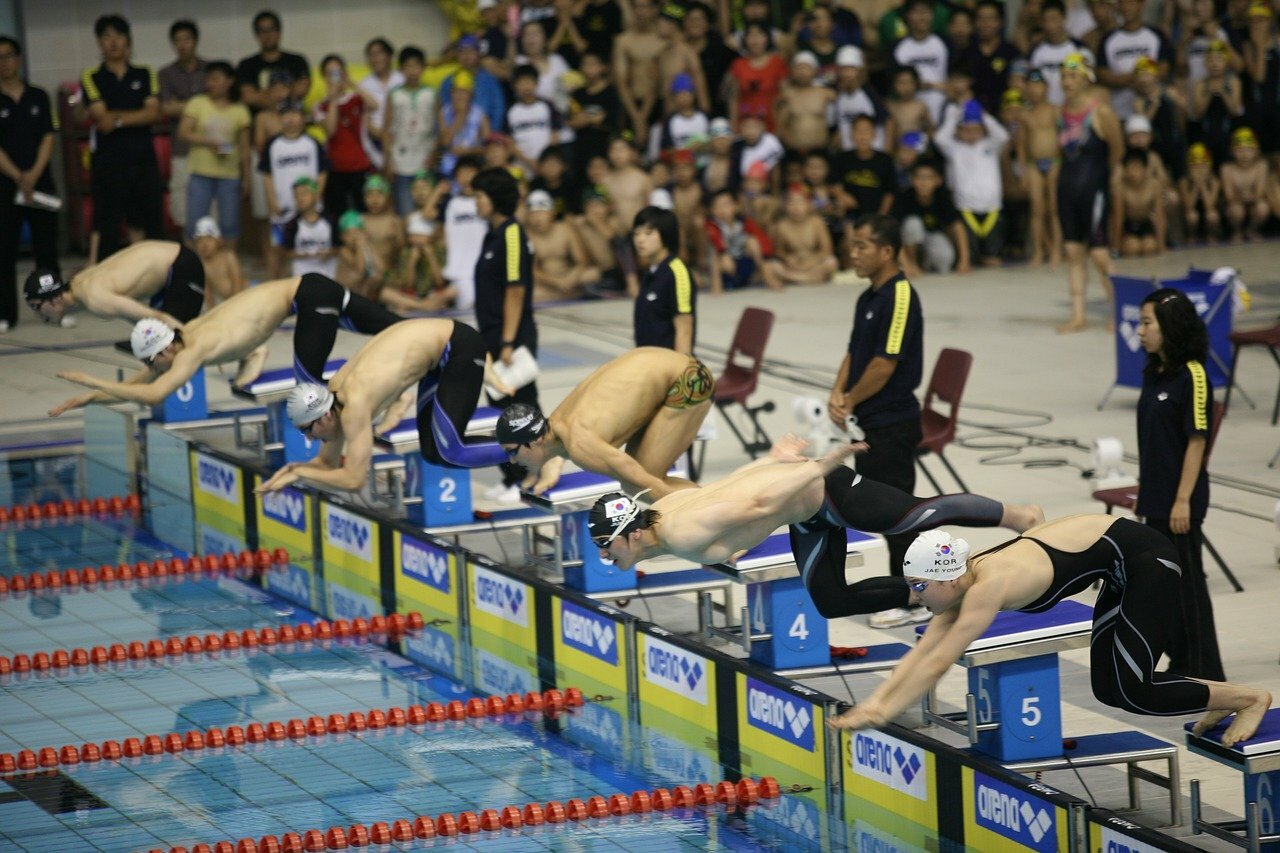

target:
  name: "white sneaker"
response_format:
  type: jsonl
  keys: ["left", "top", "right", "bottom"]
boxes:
{"left": 60, "top": 315, "right": 77, "bottom": 328}
{"left": 483, "top": 481, "right": 511, "bottom": 501}
{"left": 494, "top": 485, "right": 522, "bottom": 505}
{"left": 0, "top": 320, "right": 9, "bottom": 334}
{"left": 868, "top": 607, "right": 932, "bottom": 629}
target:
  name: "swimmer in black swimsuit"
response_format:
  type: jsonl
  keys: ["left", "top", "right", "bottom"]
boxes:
{"left": 828, "top": 514, "right": 1272, "bottom": 746}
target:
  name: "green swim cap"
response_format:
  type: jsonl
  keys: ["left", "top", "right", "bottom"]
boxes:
{"left": 293, "top": 176, "right": 318, "bottom": 191}
{"left": 363, "top": 174, "right": 390, "bottom": 194}
{"left": 339, "top": 209, "right": 365, "bottom": 232}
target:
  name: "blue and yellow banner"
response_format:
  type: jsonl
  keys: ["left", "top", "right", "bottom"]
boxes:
{"left": 191, "top": 450, "right": 245, "bottom": 528}
{"left": 318, "top": 499, "right": 380, "bottom": 617}
{"left": 737, "top": 674, "right": 825, "bottom": 785}
{"left": 394, "top": 531, "right": 462, "bottom": 678}
{"left": 962, "top": 768, "right": 1071, "bottom": 852}
{"left": 552, "top": 597, "right": 628, "bottom": 698}
{"left": 637, "top": 628, "right": 718, "bottom": 783}
{"left": 468, "top": 561, "right": 536, "bottom": 648}
{"left": 842, "top": 727, "right": 938, "bottom": 831}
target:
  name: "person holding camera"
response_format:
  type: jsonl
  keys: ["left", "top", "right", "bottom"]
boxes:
{"left": 315, "top": 54, "right": 376, "bottom": 226}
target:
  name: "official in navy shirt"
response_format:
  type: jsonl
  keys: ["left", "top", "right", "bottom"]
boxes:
{"left": 829, "top": 214, "right": 925, "bottom": 628}
{"left": 473, "top": 166, "right": 539, "bottom": 493}
{"left": 632, "top": 206, "right": 696, "bottom": 353}
{"left": 1135, "top": 288, "right": 1224, "bottom": 682}
{"left": 0, "top": 36, "right": 60, "bottom": 331}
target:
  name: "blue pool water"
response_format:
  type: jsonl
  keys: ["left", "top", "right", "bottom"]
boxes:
{"left": 0, "top": 461, "right": 834, "bottom": 852}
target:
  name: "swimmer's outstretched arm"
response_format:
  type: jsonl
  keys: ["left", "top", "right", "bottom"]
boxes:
{"left": 262, "top": 406, "right": 373, "bottom": 493}
{"left": 828, "top": 584, "right": 1003, "bottom": 730}
{"left": 259, "top": 437, "right": 344, "bottom": 492}
{"left": 80, "top": 287, "right": 184, "bottom": 329}
{"left": 571, "top": 431, "right": 672, "bottom": 499}
{"left": 57, "top": 349, "right": 203, "bottom": 407}
{"left": 48, "top": 368, "right": 152, "bottom": 416}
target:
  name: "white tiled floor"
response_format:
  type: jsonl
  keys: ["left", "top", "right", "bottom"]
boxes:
{"left": 3, "top": 242, "right": 1278, "bottom": 848}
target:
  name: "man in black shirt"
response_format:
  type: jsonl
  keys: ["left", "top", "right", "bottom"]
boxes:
{"left": 577, "top": 0, "right": 625, "bottom": 62}
{"left": 567, "top": 52, "right": 622, "bottom": 187}
{"left": 834, "top": 115, "right": 896, "bottom": 220}
{"left": 477, "top": 0, "right": 512, "bottom": 80}
{"left": 967, "top": 1, "right": 1020, "bottom": 115}
{"left": 828, "top": 214, "right": 927, "bottom": 629}
{"left": 81, "top": 15, "right": 164, "bottom": 261}
{"left": 633, "top": 206, "right": 695, "bottom": 353}
{"left": 891, "top": 159, "right": 967, "bottom": 275}
{"left": 0, "top": 36, "right": 60, "bottom": 333}
{"left": 236, "top": 10, "right": 310, "bottom": 112}
{"left": 473, "top": 167, "right": 540, "bottom": 501}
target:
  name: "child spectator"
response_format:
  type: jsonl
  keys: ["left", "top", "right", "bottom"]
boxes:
{"left": 438, "top": 71, "right": 490, "bottom": 178}
{"left": 892, "top": 131, "right": 930, "bottom": 190}
{"left": 575, "top": 186, "right": 634, "bottom": 293}
{"left": 833, "top": 46, "right": 892, "bottom": 152}
{"left": 765, "top": 185, "right": 838, "bottom": 286}
{"left": 483, "top": 133, "right": 518, "bottom": 171}
{"left": 403, "top": 172, "right": 447, "bottom": 298}
{"left": 384, "top": 46, "right": 437, "bottom": 217}
{"left": 1131, "top": 57, "right": 1187, "bottom": 189}
{"left": 775, "top": 51, "right": 835, "bottom": 156}
{"left": 885, "top": 66, "right": 933, "bottom": 138}
{"left": 434, "top": 155, "right": 487, "bottom": 311}
{"left": 1028, "top": 0, "right": 1093, "bottom": 106}
{"left": 702, "top": 117, "right": 735, "bottom": 194}
{"left": 315, "top": 54, "right": 375, "bottom": 224}
{"left": 730, "top": 108, "right": 785, "bottom": 192}
{"left": 938, "top": 57, "right": 976, "bottom": 127}
{"left": 335, "top": 210, "right": 384, "bottom": 296}
{"left": 1019, "top": 70, "right": 1064, "bottom": 265}
{"left": 934, "top": 99, "right": 1010, "bottom": 267}
{"left": 602, "top": 135, "right": 654, "bottom": 234}
{"left": 260, "top": 100, "right": 328, "bottom": 279}
{"left": 567, "top": 51, "right": 623, "bottom": 185}
{"left": 739, "top": 161, "right": 781, "bottom": 239}
{"left": 1123, "top": 112, "right": 1179, "bottom": 238}
{"left": 892, "top": 0, "right": 950, "bottom": 123}
{"left": 1189, "top": 40, "right": 1244, "bottom": 168}
{"left": 653, "top": 73, "right": 709, "bottom": 160}
{"left": 668, "top": 149, "right": 706, "bottom": 266}
{"left": 704, "top": 187, "right": 776, "bottom": 292}
{"left": 1242, "top": 2, "right": 1280, "bottom": 170}
{"left": 893, "top": 159, "right": 967, "bottom": 275}
{"left": 505, "top": 64, "right": 566, "bottom": 172}
{"left": 250, "top": 70, "right": 293, "bottom": 275}
{"left": 281, "top": 177, "right": 337, "bottom": 277}
{"left": 527, "top": 189, "right": 601, "bottom": 301}
{"left": 360, "top": 175, "right": 405, "bottom": 289}
{"left": 192, "top": 217, "right": 246, "bottom": 308}
{"left": 1114, "top": 147, "right": 1165, "bottom": 255}
{"left": 1221, "top": 126, "right": 1270, "bottom": 241}
{"left": 529, "top": 147, "right": 572, "bottom": 217}
{"left": 999, "top": 88, "right": 1031, "bottom": 259}
{"left": 1180, "top": 142, "right": 1222, "bottom": 242}
{"left": 834, "top": 115, "right": 897, "bottom": 218}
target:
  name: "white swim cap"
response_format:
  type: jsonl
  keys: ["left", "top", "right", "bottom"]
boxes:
{"left": 287, "top": 383, "right": 335, "bottom": 427}
{"left": 193, "top": 216, "right": 221, "bottom": 239}
{"left": 131, "top": 318, "right": 176, "bottom": 361}
{"left": 903, "top": 530, "right": 971, "bottom": 581}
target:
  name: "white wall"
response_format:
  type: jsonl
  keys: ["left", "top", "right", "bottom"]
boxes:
{"left": 20, "top": 0, "right": 451, "bottom": 92}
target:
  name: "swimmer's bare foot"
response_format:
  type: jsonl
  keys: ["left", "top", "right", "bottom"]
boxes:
{"left": 231, "top": 345, "right": 270, "bottom": 389}
{"left": 1056, "top": 317, "right": 1087, "bottom": 334}
{"left": 1003, "top": 503, "right": 1045, "bottom": 533}
{"left": 1221, "top": 690, "right": 1272, "bottom": 747}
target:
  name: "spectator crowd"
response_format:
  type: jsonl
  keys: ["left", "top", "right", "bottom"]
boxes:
{"left": 7, "top": 0, "right": 1280, "bottom": 329}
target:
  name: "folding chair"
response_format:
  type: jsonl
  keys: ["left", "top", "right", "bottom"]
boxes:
{"left": 1092, "top": 401, "right": 1243, "bottom": 592}
{"left": 1224, "top": 320, "right": 1280, "bottom": 425}
{"left": 696, "top": 307, "right": 776, "bottom": 475}
{"left": 916, "top": 347, "right": 973, "bottom": 494}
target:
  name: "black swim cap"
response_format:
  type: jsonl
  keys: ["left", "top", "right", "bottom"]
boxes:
{"left": 588, "top": 492, "right": 644, "bottom": 545}
{"left": 24, "top": 269, "right": 66, "bottom": 303}
{"left": 495, "top": 402, "right": 548, "bottom": 445}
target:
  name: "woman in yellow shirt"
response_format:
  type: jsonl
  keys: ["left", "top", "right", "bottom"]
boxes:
{"left": 179, "top": 61, "right": 251, "bottom": 248}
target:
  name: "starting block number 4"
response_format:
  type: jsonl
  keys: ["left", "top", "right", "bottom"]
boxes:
{"left": 748, "top": 579, "right": 828, "bottom": 669}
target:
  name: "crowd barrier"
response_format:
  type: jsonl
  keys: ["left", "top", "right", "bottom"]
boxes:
{"left": 101, "top": 425, "right": 1198, "bottom": 851}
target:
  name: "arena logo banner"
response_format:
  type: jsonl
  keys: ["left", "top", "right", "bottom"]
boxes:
{"left": 401, "top": 536, "right": 450, "bottom": 594}
{"left": 266, "top": 561, "right": 313, "bottom": 607}
{"left": 195, "top": 453, "right": 239, "bottom": 504}
{"left": 849, "top": 729, "right": 928, "bottom": 801}
{"left": 323, "top": 503, "right": 373, "bottom": 562}
{"left": 1098, "top": 826, "right": 1167, "bottom": 853}
{"left": 746, "top": 676, "right": 814, "bottom": 752}
{"left": 560, "top": 599, "right": 618, "bottom": 666}
{"left": 643, "top": 633, "right": 708, "bottom": 706}
{"left": 403, "top": 625, "right": 457, "bottom": 677}
{"left": 262, "top": 488, "right": 307, "bottom": 532}
{"left": 472, "top": 565, "right": 529, "bottom": 628}
{"left": 476, "top": 647, "right": 538, "bottom": 697}
{"left": 326, "top": 579, "right": 379, "bottom": 621}
{"left": 972, "top": 772, "right": 1057, "bottom": 853}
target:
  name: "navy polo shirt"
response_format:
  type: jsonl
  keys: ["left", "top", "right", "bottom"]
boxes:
{"left": 0, "top": 83, "right": 58, "bottom": 194}
{"left": 635, "top": 254, "right": 696, "bottom": 350}
{"left": 80, "top": 62, "right": 158, "bottom": 156}
{"left": 844, "top": 270, "right": 923, "bottom": 428}
{"left": 474, "top": 218, "right": 537, "bottom": 353}
{"left": 1136, "top": 360, "right": 1211, "bottom": 520}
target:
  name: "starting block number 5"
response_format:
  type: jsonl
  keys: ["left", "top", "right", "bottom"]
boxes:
{"left": 975, "top": 668, "right": 1044, "bottom": 727}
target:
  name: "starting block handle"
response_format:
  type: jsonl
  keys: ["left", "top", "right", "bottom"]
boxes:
{"left": 921, "top": 691, "right": 999, "bottom": 745}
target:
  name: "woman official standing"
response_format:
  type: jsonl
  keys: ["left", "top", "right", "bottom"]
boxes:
{"left": 1135, "top": 287, "right": 1225, "bottom": 681}
{"left": 472, "top": 167, "right": 540, "bottom": 503}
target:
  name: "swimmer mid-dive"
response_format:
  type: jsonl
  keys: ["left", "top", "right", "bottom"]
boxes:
{"left": 257, "top": 318, "right": 513, "bottom": 493}
{"left": 587, "top": 435, "right": 1044, "bottom": 615}
{"left": 48, "top": 273, "right": 402, "bottom": 417}
{"left": 26, "top": 240, "right": 208, "bottom": 327}
{"left": 827, "top": 517, "right": 1272, "bottom": 748}
{"left": 495, "top": 347, "right": 714, "bottom": 498}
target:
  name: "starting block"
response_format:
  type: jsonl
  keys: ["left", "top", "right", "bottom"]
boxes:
{"left": 700, "top": 528, "right": 880, "bottom": 669}
{"left": 153, "top": 367, "right": 208, "bottom": 423}
{"left": 372, "top": 408, "right": 500, "bottom": 526}
{"left": 231, "top": 361, "right": 344, "bottom": 463}
{"left": 1187, "top": 708, "right": 1280, "bottom": 850}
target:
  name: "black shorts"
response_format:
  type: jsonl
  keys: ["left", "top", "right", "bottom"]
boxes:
{"left": 1123, "top": 218, "right": 1154, "bottom": 238}
{"left": 149, "top": 245, "right": 205, "bottom": 323}
{"left": 1058, "top": 182, "right": 1110, "bottom": 248}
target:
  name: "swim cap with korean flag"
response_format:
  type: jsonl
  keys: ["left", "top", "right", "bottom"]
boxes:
{"left": 286, "top": 383, "right": 335, "bottom": 427}
{"left": 903, "top": 530, "right": 971, "bottom": 581}
{"left": 588, "top": 491, "right": 647, "bottom": 546}
{"left": 495, "top": 402, "right": 547, "bottom": 445}
{"left": 23, "top": 269, "right": 66, "bottom": 303}
{"left": 130, "top": 318, "right": 176, "bottom": 361}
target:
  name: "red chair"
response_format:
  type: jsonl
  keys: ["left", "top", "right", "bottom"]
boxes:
{"left": 1092, "top": 401, "right": 1242, "bottom": 591}
{"left": 916, "top": 348, "right": 973, "bottom": 493}
{"left": 705, "top": 307, "right": 776, "bottom": 468}
{"left": 1224, "top": 321, "right": 1280, "bottom": 425}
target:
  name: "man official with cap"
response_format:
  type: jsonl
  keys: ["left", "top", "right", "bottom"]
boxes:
{"left": 48, "top": 273, "right": 400, "bottom": 416}
{"left": 495, "top": 346, "right": 714, "bottom": 497}
{"left": 259, "top": 319, "right": 511, "bottom": 493}
{"left": 25, "top": 240, "right": 205, "bottom": 329}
